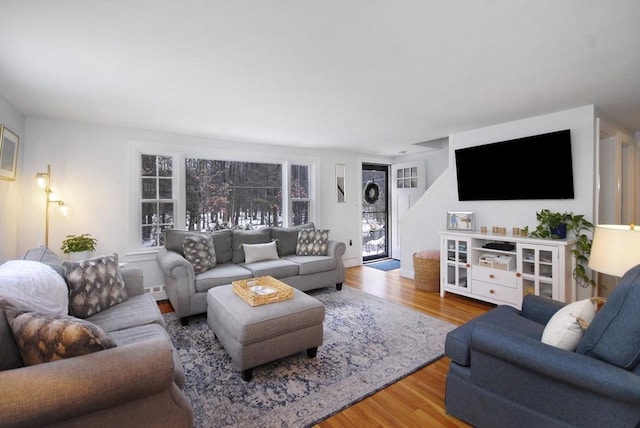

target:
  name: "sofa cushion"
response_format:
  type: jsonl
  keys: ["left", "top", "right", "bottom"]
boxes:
{"left": 271, "top": 223, "right": 315, "bottom": 256}
{"left": 445, "top": 305, "right": 545, "bottom": 366}
{"left": 232, "top": 229, "right": 272, "bottom": 263}
{"left": 5, "top": 309, "right": 116, "bottom": 366}
{"left": 22, "top": 246, "right": 66, "bottom": 278}
{"left": 0, "top": 300, "right": 23, "bottom": 371}
{"left": 541, "top": 298, "right": 595, "bottom": 351}
{"left": 243, "top": 241, "right": 279, "bottom": 263}
{"left": 210, "top": 229, "right": 233, "bottom": 264}
{"left": 183, "top": 234, "right": 217, "bottom": 274}
{"left": 194, "top": 263, "right": 253, "bottom": 293}
{"left": 0, "top": 260, "right": 69, "bottom": 315}
{"left": 284, "top": 254, "right": 337, "bottom": 275}
{"left": 271, "top": 228, "right": 301, "bottom": 256}
{"left": 241, "top": 259, "right": 299, "bottom": 279}
{"left": 86, "top": 294, "right": 164, "bottom": 333}
{"left": 164, "top": 229, "right": 199, "bottom": 256}
{"left": 296, "top": 229, "right": 330, "bottom": 256}
{"left": 62, "top": 253, "right": 129, "bottom": 318}
{"left": 576, "top": 264, "right": 640, "bottom": 370}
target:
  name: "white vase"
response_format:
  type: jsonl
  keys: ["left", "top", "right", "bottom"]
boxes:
{"left": 67, "top": 251, "right": 92, "bottom": 261}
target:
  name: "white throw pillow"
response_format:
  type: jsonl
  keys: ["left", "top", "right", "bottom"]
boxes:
{"left": 243, "top": 241, "right": 279, "bottom": 264}
{"left": 541, "top": 299, "right": 596, "bottom": 351}
{"left": 0, "top": 260, "right": 68, "bottom": 315}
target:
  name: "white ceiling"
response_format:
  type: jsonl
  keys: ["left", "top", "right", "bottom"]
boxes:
{"left": 1, "top": 0, "right": 639, "bottom": 156}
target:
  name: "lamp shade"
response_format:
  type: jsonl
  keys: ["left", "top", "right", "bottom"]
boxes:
{"left": 588, "top": 224, "right": 640, "bottom": 277}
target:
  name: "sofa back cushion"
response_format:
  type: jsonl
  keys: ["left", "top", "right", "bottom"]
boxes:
{"left": 22, "top": 246, "right": 66, "bottom": 278}
{"left": 210, "top": 230, "right": 233, "bottom": 264}
{"left": 271, "top": 223, "right": 315, "bottom": 256}
{"left": 231, "top": 229, "right": 272, "bottom": 263}
{"left": 0, "top": 302, "right": 23, "bottom": 371}
{"left": 576, "top": 264, "right": 640, "bottom": 370}
{"left": 164, "top": 229, "right": 233, "bottom": 264}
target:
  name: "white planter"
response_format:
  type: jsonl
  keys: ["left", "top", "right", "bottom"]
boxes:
{"left": 66, "top": 251, "right": 92, "bottom": 261}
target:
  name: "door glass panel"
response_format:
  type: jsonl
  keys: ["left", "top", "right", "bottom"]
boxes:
{"left": 362, "top": 164, "right": 388, "bottom": 261}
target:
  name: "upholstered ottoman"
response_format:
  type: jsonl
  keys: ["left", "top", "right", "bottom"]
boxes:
{"left": 207, "top": 284, "right": 324, "bottom": 381}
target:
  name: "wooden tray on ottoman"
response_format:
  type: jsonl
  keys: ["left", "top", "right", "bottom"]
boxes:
{"left": 232, "top": 276, "right": 294, "bottom": 307}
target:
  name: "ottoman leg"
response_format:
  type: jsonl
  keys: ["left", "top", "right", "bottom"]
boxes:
{"left": 242, "top": 368, "right": 253, "bottom": 382}
{"left": 307, "top": 347, "right": 318, "bottom": 358}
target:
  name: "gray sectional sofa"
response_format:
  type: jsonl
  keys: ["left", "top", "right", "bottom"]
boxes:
{"left": 157, "top": 223, "right": 346, "bottom": 325}
{"left": 0, "top": 247, "right": 193, "bottom": 428}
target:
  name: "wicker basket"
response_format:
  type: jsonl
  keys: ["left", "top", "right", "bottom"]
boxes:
{"left": 413, "top": 250, "right": 440, "bottom": 292}
{"left": 232, "top": 276, "right": 294, "bottom": 307}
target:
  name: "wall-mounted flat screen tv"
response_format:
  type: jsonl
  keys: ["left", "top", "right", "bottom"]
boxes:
{"left": 455, "top": 129, "right": 574, "bottom": 201}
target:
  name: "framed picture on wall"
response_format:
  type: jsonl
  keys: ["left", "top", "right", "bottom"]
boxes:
{"left": 447, "top": 211, "right": 474, "bottom": 231}
{"left": 0, "top": 125, "right": 19, "bottom": 181}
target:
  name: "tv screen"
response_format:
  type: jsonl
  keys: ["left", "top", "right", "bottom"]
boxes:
{"left": 455, "top": 129, "right": 574, "bottom": 201}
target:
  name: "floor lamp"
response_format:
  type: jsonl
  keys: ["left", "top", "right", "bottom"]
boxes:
{"left": 588, "top": 224, "right": 640, "bottom": 287}
{"left": 36, "top": 164, "right": 67, "bottom": 248}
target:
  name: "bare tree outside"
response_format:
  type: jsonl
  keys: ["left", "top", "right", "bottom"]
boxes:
{"left": 185, "top": 159, "right": 283, "bottom": 231}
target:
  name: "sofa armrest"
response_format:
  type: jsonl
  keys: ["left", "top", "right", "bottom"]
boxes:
{"left": 121, "top": 266, "right": 144, "bottom": 296}
{"left": 157, "top": 248, "right": 195, "bottom": 280}
{"left": 520, "top": 294, "right": 566, "bottom": 325}
{"left": 327, "top": 240, "right": 346, "bottom": 258}
{"left": 471, "top": 323, "right": 640, "bottom": 404}
{"left": 0, "top": 337, "right": 176, "bottom": 428}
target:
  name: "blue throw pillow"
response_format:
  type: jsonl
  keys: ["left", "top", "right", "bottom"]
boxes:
{"left": 576, "top": 264, "right": 640, "bottom": 370}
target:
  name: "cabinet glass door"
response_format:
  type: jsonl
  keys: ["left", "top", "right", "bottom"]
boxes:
{"left": 518, "top": 244, "right": 558, "bottom": 300}
{"left": 445, "top": 237, "right": 469, "bottom": 289}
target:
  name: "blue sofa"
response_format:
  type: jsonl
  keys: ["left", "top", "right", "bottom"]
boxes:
{"left": 444, "top": 264, "right": 640, "bottom": 428}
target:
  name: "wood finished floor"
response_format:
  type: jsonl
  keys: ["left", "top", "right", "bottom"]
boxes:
{"left": 158, "top": 265, "right": 495, "bottom": 428}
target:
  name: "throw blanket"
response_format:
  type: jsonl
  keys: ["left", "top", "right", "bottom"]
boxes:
{"left": 0, "top": 260, "right": 68, "bottom": 315}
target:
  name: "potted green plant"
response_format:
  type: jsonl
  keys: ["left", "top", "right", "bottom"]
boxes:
{"left": 61, "top": 233, "right": 98, "bottom": 260}
{"left": 528, "top": 209, "right": 572, "bottom": 239}
{"left": 528, "top": 210, "right": 595, "bottom": 288}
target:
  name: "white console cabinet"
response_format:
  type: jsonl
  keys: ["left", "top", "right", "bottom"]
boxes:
{"left": 439, "top": 231, "right": 576, "bottom": 309}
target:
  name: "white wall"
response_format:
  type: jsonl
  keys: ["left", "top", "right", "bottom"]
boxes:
{"left": 400, "top": 105, "right": 597, "bottom": 279}
{"left": 16, "top": 117, "right": 389, "bottom": 291}
{"left": 0, "top": 96, "right": 25, "bottom": 263}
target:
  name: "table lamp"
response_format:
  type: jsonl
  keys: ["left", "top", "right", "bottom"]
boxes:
{"left": 588, "top": 224, "right": 640, "bottom": 278}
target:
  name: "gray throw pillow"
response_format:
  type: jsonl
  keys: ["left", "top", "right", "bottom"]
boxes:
{"left": 296, "top": 229, "right": 330, "bottom": 256}
{"left": 183, "top": 234, "right": 217, "bottom": 274}
{"left": 62, "top": 253, "right": 129, "bottom": 318}
{"left": 6, "top": 309, "right": 116, "bottom": 366}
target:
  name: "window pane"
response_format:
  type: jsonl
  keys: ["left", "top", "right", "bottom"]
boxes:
{"left": 141, "top": 202, "right": 157, "bottom": 225}
{"left": 158, "top": 202, "right": 174, "bottom": 225}
{"left": 142, "top": 178, "right": 157, "bottom": 199}
{"left": 291, "top": 165, "right": 309, "bottom": 199}
{"left": 141, "top": 155, "right": 157, "bottom": 176}
{"left": 141, "top": 225, "right": 157, "bottom": 247}
{"left": 159, "top": 178, "right": 172, "bottom": 199}
{"left": 185, "top": 159, "right": 282, "bottom": 230}
{"left": 292, "top": 200, "right": 309, "bottom": 226}
{"left": 158, "top": 156, "right": 173, "bottom": 177}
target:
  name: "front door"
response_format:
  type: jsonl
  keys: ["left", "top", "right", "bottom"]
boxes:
{"left": 362, "top": 163, "right": 389, "bottom": 262}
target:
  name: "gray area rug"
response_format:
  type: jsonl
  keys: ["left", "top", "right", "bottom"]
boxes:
{"left": 163, "top": 285, "right": 456, "bottom": 427}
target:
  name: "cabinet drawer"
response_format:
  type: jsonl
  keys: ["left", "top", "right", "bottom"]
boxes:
{"left": 473, "top": 280, "right": 519, "bottom": 305}
{"left": 471, "top": 266, "right": 517, "bottom": 288}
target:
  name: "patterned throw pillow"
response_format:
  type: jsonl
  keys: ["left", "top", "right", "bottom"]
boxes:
{"left": 183, "top": 234, "right": 217, "bottom": 274}
{"left": 5, "top": 309, "right": 116, "bottom": 366}
{"left": 62, "top": 253, "right": 129, "bottom": 318}
{"left": 296, "top": 229, "right": 330, "bottom": 256}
